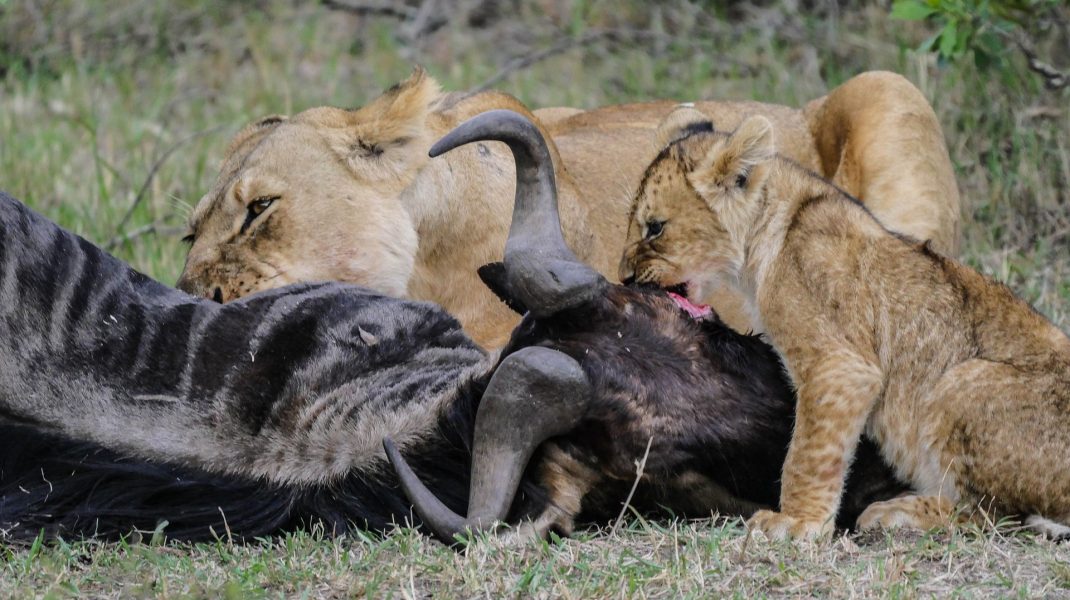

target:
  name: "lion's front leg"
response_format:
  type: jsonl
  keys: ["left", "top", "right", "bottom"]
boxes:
{"left": 748, "top": 351, "right": 883, "bottom": 540}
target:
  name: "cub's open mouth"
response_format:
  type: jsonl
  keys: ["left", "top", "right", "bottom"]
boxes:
{"left": 665, "top": 283, "right": 713, "bottom": 320}
{"left": 665, "top": 283, "right": 688, "bottom": 297}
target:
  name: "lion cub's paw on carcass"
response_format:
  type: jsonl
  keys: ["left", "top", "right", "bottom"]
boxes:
{"left": 855, "top": 495, "right": 960, "bottom": 532}
{"left": 746, "top": 509, "right": 834, "bottom": 541}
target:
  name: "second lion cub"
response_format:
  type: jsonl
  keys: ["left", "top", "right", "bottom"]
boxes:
{"left": 621, "top": 107, "right": 1070, "bottom": 540}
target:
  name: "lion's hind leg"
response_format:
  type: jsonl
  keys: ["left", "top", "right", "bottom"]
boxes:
{"left": 930, "top": 359, "right": 1070, "bottom": 533}
{"left": 856, "top": 494, "right": 962, "bottom": 532}
{"left": 858, "top": 497, "right": 1070, "bottom": 541}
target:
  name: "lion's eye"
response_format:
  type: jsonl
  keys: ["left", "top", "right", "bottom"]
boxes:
{"left": 241, "top": 196, "right": 278, "bottom": 234}
{"left": 181, "top": 233, "right": 195, "bottom": 245}
{"left": 644, "top": 220, "right": 665, "bottom": 240}
{"left": 735, "top": 173, "right": 748, "bottom": 188}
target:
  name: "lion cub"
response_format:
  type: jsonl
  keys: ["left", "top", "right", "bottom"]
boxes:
{"left": 622, "top": 107, "right": 1070, "bottom": 540}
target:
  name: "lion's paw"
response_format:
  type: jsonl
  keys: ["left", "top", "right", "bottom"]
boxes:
{"left": 857, "top": 502, "right": 919, "bottom": 531}
{"left": 746, "top": 509, "right": 831, "bottom": 541}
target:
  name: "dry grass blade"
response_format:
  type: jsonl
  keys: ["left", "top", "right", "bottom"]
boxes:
{"left": 610, "top": 435, "right": 653, "bottom": 536}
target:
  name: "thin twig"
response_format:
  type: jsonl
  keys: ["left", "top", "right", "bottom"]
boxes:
{"left": 1016, "top": 38, "right": 1068, "bottom": 90}
{"left": 472, "top": 28, "right": 755, "bottom": 93}
{"left": 104, "top": 222, "right": 185, "bottom": 251}
{"left": 112, "top": 124, "right": 228, "bottom": 237}
{"left": 401, "top": 0, "right": 447, "bottom": 41}
{"left": 995, "top": 27, "right": 1069, "bottom": 91}
{"left": 321, "top": 0, "right": 418, "bottom": 20}
{"left": 610, "top": 435, "right": 654, "bottom": 536}
{"left": 473, "top": 30, "right": 613, "bottom": 93}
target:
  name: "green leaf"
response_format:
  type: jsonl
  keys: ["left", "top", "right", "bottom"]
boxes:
{"left": 939, "top": 20, "right": 959, "bottom": 57}
{"left": 974, "top": 47, "right": 997, "bottom": 69}
{"left": 891, "top": 0, "right": 937, "bottom": 20}
{"left": 954, "top": 20, "right": 972, "bottom": 56}
{"left": 976, "top": 30, "right": 1004, "bottom": 56}
{"left": 918, "top": 29, "right": 942, "bottom": 53}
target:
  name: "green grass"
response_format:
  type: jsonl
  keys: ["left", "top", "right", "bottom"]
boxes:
{"left": 1, "top": 1, "right": 1068, "bottom": 597}
{"left": 5, "top": 520, "right": 1070, "bottom": 598}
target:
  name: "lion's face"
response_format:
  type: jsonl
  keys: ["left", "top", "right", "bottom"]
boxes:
{"left": 177, "top": 71, "right": 437, "bottom": 302}
{"left": 619, "top": 112, "right": 776, "bottom": 307}
{"left": 619, "top": 130, "right": 738, "bottom": 306}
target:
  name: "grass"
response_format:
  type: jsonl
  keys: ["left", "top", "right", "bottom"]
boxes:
{"left": 0, "top": 0, "right": 1068, "bottom": 597}
{"left": 6, "top": 520, "right": 1070, "bottom": 598}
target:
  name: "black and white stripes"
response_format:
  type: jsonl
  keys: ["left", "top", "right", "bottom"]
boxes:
{"left": 0, "top": 191, "right": 503, "bottom": 539}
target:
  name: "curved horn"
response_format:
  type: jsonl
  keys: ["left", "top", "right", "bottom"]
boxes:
{"left": 384, "top": 346, "right": 591, "bottom": 544}
{"left": 429, "top": 109, "right": 607, "bottom": 317}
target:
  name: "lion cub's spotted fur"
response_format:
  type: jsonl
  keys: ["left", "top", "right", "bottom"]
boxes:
{"left": 623, "top": 109, "right": 1070, "bottom": 540}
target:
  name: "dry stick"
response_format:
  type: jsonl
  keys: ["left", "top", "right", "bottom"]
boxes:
{"left": 610, "top": 435, "right": 654, "bottom": 536}
{"left": 472, "top": 28, "right": 755, "bottom": 93}
{"left": 401, "top": 0, "right": 446, "bottom": 41}
{"left": 998, "top": 27, "right": 1069, "bottom": 91}
{"left": 323, "top": 0, "right": 446, "bottom": 47}
{"left": 320, "top": 0, "right": 418, "bottom": 20}
{"left": 1017, "top": 39, "right": 1068, "bottom": 91}
{"left": 472, "top": 30, "right": 615, "bottom": 93}
{"left": 105, "top": 222, "right": 186, "bottom": 251}
{"left": 112, "top": 124, "right": 228, "bottom": 237}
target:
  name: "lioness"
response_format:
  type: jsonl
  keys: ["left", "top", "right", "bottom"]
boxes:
{"left": 178, "top": 68, "right": 960, "bottom": 347}
{"left": 621, "top": 110, "right": 1070, "bottom": 540}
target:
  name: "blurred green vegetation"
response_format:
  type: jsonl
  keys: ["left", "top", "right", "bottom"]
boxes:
{"left": 0, "top": 2, "right": 1064, "bottom": 326}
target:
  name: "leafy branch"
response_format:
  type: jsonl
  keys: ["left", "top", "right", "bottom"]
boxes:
{"left": 892, "top": 0, "right": 1067, "bottom": 89}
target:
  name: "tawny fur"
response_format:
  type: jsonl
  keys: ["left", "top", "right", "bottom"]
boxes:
{"left": 178, "top": 69, "right": 960, "bottom": 347}
{"left": 621, "top": 113, "right": 1070, "bottom": 540}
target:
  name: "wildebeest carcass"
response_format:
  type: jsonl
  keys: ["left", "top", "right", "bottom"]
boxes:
{"left": 0, "top": 111, "right": 904, "bottom": 544}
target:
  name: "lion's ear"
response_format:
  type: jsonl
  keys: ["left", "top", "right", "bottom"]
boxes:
{"left": 318, "top": 67, "right": 442, "bottom": 179}
{"left": 477, "top": 262, "right": 528, "bottom": 315}
{"left": 690, "top": 115, "right": 775, "bottom": 203}
{"left": 654, "top": 104, "right": 714, "bottom": 149}
{"left": 353, "top": 67, "right": 441, "bottom": 143}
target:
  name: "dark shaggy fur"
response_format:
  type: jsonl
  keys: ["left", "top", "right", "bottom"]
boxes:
{"left": 487, "top": 274, "right": 906, "bottom": 529}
